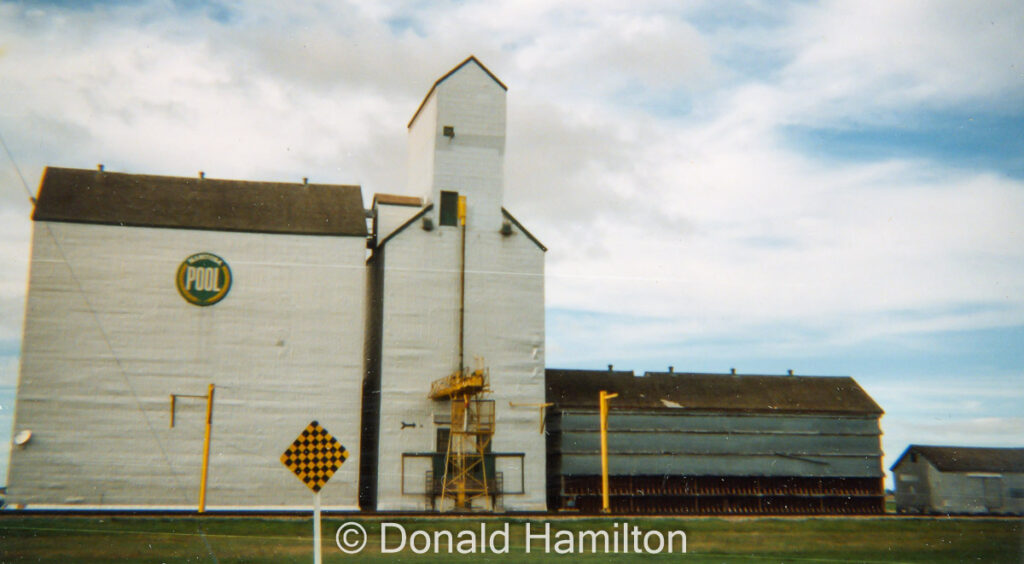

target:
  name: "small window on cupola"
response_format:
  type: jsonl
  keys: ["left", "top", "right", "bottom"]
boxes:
{"left": 440, "top": 191, "right": 459, "bottom": 226}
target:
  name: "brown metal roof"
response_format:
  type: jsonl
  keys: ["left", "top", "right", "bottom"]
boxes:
{"left": 373, "top": 193, "right": 423, "bottom": 207}
{"left": 892, "top": 445, "right": 1024, "bottom": 473}
{"left": 546, "top": 369, "right": 883, "bottom": 415}
{"left": 32, "top": 167, "right": 367, "bottom": 237}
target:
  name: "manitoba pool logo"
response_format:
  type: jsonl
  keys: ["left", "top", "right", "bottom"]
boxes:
{"left": 176, "top": 253, "right": 232, "bottom": 306}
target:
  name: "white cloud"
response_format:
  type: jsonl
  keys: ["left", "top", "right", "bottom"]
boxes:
{"left": 540, "top": 116, "right": 1024, "bottom": 335}
{"left": 777, "top": 0, "right": 1024, "bottom": 123}
{"left": 1, "top": 1, "right": 1021, "bottom": 337}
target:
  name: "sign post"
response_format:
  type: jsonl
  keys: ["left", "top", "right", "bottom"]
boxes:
{"left": 281, "top": 421, "right": 349, "bottom": 564}
{"left": 313, "top": 490, "right": 322, "bottom": 563}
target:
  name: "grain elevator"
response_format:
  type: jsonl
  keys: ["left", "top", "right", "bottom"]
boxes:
{"left": 5, "top": 56, "right": 885, "bottom": 515}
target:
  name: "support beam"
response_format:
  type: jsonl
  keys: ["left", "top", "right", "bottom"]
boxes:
{"left": 508, "top": 402, "right": 553, "bottom": 433}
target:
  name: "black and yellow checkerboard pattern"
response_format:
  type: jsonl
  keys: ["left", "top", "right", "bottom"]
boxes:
{"left": 280, "top": 420, "right": 348, "bottom": 493}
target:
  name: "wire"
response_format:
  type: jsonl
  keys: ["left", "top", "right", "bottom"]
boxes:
{"left": 40, "top": 224, "right": 192, "bottom": 497}
{"left": 0, "top": 128, "right": 34, "bottom": 203}
{"left": 1, "top": 134, "right": 219, "bottom": 562}
{"left": 0, "top": 128, "right": 190, "bottom": 504}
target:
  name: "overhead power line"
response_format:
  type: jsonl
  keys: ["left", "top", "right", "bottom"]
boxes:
{"left": 0, "top": 128, "right": 34, "bottom": 204}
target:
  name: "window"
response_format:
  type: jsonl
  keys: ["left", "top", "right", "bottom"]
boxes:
{"left": 440, "top": 191, "right": 459, "bottom": 226}
{"left": 435, "top": 427, "right": 453, "bottom": 484}
{"left": 436, "top": 428, "right": 451, "bottom": 454}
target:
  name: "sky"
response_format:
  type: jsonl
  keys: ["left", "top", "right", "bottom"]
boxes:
{"left": 0, "top": 0, "right": 1022, "bottom": 487}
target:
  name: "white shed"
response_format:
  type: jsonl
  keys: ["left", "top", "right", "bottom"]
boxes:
{"left": 891, "top": 445, "right": 1024, "bottom": 515}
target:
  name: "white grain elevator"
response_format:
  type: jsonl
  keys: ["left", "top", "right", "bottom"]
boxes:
{"left": 361, "top": 56, "right": 547, "bottom": 511}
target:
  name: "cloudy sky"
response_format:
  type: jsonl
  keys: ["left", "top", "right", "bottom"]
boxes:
{"left": 1, "top": 0, "right": 1022, "bottom": 485}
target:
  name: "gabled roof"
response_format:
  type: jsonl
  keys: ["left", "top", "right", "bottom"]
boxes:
{"left": 546, "top": 369, "right": 883, "bottom": 415}
{"left": 375, "top": 204, "right": 433, "bottom": 248}
{"left": 372, "top": 204, "right": 546, "bottom": 252}
{"left": 502, "top": 208, "right": 547, "bottom": 252}
{"left": 408, "top": 55, "right": 507, "bottom": 128}
{"left": 891, "top": 445, "right": 1024, "bottom": 473}
{"left": 32, "top": 167, "right": 367, "bottom": 237}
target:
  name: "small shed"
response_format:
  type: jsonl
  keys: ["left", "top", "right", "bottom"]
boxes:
{"left": 891, "top": 445, "right": 1024, "bottom": 515}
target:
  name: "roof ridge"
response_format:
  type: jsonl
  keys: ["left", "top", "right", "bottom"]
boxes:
{"left": 501, "top": 207, "right": 547, "bottom": 251}
{"left": 44, "top": 166, "right": 357, "bottom": 188}
{"left": 546, "top": 368, "right": 883, "bottom": 415}
{"left": 891, "top": 444, "right": 1024, "bottom": 472}
{"left": 33, "top": 166, "right": 367, "bottom": 237}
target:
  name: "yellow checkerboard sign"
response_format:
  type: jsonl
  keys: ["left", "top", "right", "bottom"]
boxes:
{"left": 281, "top": 421, "right": 348, "bottom": 493}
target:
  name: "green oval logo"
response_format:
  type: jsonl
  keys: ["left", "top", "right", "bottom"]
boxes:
{"left": 176, "top": 253, "right": 232, "bottom": 306}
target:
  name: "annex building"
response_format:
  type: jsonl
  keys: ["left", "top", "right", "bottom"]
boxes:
{"left": 6, "top": 57, "right": 884, "bottom": 514}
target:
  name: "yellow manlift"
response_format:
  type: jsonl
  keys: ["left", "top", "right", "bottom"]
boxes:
{"left": 428, "top": 361, "right": 495, "bottom": 510}
{"left": 426, "top": 195, "right": 497, "bottom": 511}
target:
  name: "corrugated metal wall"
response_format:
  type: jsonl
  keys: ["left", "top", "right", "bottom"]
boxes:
{"left": 7, "top": 222, "right": 368, "bottom": 510}
{"left": 549, "top": 409, "right": 884, "bottom": 514}
{"left": 894, "top": 456, "right": 1024, "bottom": 515}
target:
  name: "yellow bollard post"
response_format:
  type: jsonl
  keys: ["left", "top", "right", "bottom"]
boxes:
{"left": 198, "top": 383, "right": 215, "bottom": 513}
{"left": 599, "top": 390, "right": 618, "bottom": 513}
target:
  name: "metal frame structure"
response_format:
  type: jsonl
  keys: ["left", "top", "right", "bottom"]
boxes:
{"left": 557, "top": 475, "right": 884, "bottom": 514}
{"left": 428, "top": 366, "right": 496, "bottom": 511}
{"left": 401, "top": 452, "right": 525, "bottom": 496}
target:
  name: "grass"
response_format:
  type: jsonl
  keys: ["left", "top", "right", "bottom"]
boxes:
{"left": 0, "top": 514, "right": 1021, "bottom": 563}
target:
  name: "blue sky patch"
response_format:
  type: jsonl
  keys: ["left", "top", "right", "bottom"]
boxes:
{"left": 784, "top": 112, "right": 1024, "bottom": 179}
{"left": 0, "top": 339, "right": 20, "bottom": 359}
{"left": 172, "top": 0, "right": 235, "bottom": 24}
{"left": 12, "top": 0, "right": 119, "bottom": 8}
{"left": 547, "top": 307, "right": 1024, "bottom": 381}
{"left": 385, "top": 14, "right": 424, "bottom": 36}
{"left": 612, "top": 87, "right": 694, "bottom": 120}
